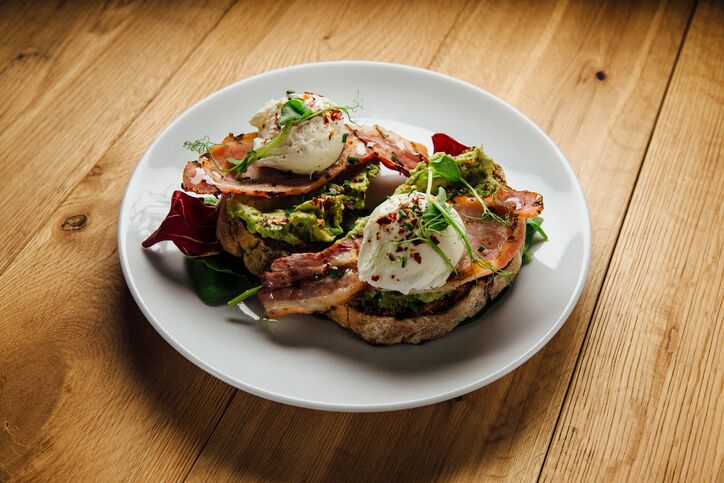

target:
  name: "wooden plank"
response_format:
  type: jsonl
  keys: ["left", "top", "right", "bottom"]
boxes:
{"left": 0, "top": 1, "right": 125, "bottom": 130}
{"left": 187, "top": 1, "right": 695, "bottom": 481}
{"left": 0, "top": 0, "right": 233, "bottom": 274}
{"left": 0, "top": 0, "right": 468, "bottom": 479}
{"left": 540, "top": 1, "right": 724, "bottom": 480}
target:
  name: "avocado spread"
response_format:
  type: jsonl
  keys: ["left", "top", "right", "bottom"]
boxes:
{"left": 395, "top": 146, "right": 500, "bottom": 198}
{"left": 353, "top": 287, "right": 453, "bottom": 315}
{"left": 227, "top": 164, "right": 379, "bottom": 245}
{"left": 349, "top": 146, "right": 500, "bottom": 315}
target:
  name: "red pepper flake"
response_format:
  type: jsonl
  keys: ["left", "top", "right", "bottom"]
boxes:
{"left": 371, "top": 275, "right": 380, "bottom": 282}
{"left": 376, "top": 215, "right": 393, "bottom": 225}
{"left": 412, "top": 252, "right": 422, "bottom": 264}
{"left": 430, "top": 234, "right": 440, "bottom": 245}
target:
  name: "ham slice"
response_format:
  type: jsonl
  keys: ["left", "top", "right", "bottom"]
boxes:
{"left": 351, "top": 125, "right": 428, "bottom": 175}
{"left": 182, "top": 125, "right": 426, "bottom": 197}
{"left": 257, "top": 184, "right": 542, "bottom": 317}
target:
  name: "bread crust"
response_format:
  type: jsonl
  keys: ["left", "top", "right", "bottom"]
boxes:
{"left": 216, "top": 196, "right": 297, "bottom": 276}
{"left": 326, "top": 248, "right": 523, "bottom": 345}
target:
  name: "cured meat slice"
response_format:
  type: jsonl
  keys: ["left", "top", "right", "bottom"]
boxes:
{"left": 351, "top": 125, "right": 428, "bottom": 175}
{"left": 182, "top": 127, "right": 376, "bottom": 197}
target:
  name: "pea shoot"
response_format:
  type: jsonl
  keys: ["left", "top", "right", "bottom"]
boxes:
{"left": 428, "top": 154, "right": 510, "bottom": 226}
{"left": 227, "top": 285, "right": 262, "bottom": 306}
{"left": 404, "top": 154, "right": 510, "bottom": 276}
{"left": 184, "top": 91, "right": 361, "bottom": 177}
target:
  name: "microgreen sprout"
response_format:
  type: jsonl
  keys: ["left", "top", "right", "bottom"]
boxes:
{"left": 410, "top": 158, "right": 510, "bottom": 276}
{"left": 227, "top": 285, "right": 262, "bottom": 305}
{"left": 429, "top": 154, "right": 510, "bottom": 226}
{"left": 184, "top": 92, "right": 362, "bottom": 177}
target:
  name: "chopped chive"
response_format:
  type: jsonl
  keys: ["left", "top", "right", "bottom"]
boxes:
{"left": 342, "top": 132, "right": 348, "bottom": 143}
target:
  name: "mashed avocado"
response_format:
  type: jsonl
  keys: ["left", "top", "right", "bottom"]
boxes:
{"left": 396, "top": 146, "right": 500, "bottom": 197}
{"left": 353, "top": 288, "right": 453, "bottom": 315}
{"left": 227, "top": 164, "right": 379, "bottom": 245}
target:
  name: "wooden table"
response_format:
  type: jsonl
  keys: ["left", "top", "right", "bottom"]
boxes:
{"left": 1, "top": 0, "right": 721, "bottom": 480}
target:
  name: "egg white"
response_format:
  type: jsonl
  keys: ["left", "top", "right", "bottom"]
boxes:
{"left": 249, "top": 94, "right": 344, "bottom": 175}
{"left": 358, "top": 192, "right": 466, "bottom": 294}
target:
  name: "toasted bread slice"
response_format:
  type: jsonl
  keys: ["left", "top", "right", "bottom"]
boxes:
{"left": 326, "top": 247, "right": 522, "bottom": 345}
{"left": 216, "top": 196, "right": 300, "bottom": 276}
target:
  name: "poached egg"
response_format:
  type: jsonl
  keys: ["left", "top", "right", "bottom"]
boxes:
{"left": 249, "top": 92, "right": 345, "bottom": 175}
{"left": 357, "top": 192, "right": 467, "bottom": 294}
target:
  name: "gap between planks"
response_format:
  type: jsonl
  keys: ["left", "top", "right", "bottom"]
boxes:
{"left": 534, "top": 0, "right": 700, "bottom": 480}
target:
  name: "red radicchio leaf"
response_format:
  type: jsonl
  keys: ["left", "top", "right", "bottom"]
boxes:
{"left": 432, "top": 133, "right": 470, "bottom": 156}
{"left": 142, "top": 190, "right": 221, "bottom": 257}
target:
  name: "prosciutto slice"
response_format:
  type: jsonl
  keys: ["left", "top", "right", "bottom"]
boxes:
{"left": 258, "top": 238, "right": 367, "bottom": 317}
{"left": 351, "top": 125, "right": 428, "bottom": 175}
{"left": 420, "top": 188, "right": 542, "bottom": 292}
{"left": 483, "top": 186, "right": 543, "bottom": 218}
{"left": 257, "top": 184, "right": 543, "bottom": 317}
{"left": 182, "top": 125, "right": 426, "bottom": 197}
{"left": 182, "top": 127, "right": 376, "bottom": 197}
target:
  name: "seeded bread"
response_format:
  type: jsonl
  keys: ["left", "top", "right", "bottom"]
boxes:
{"left": 216, "top": 196, "right": 298, "bottom": 276}
{"left": 325, "top": 246, "right": 522, "bottom": 345}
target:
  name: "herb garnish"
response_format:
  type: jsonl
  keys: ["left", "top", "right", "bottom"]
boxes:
{"left": 429, "top": 154, "right": 509, "bottom": 226}
{"left": 417, "top": 159, "right": 509, "bottom": 275}
{"left": 227, "top": 285, "right": 262, "bottom": 305}
{"left": 184, "top": 92, "right": 361, "bottom": 177}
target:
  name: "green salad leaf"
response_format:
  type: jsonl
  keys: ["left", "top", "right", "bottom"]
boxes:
{"left": 186, "top": 253, "right": 256, "bottom": 305}
{"left": 523, "top": 216, "right": 547, "bottom": 263}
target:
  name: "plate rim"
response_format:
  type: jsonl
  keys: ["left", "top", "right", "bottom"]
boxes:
{"left": 118, "top": 60, "right": 592, "bottom": 412}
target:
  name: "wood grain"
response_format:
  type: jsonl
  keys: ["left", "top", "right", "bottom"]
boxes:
{"left": 0, "top": 0, "right": 715, "bottom": 480}
{"left": 541, "top": 0, "right": 724, "bottom": 480}
{"left": 0, "top": 0, "right": 233, "bottom": 274}
{"left": 187, "top": 0, "right": 695, "bottom": 481}
{"left": 0, "top": 0, "right": 468, "bottom": 479}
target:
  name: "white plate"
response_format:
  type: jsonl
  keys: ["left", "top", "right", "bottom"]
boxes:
{"left": 119, "top": 61, "right": 591, "bottom": 412}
